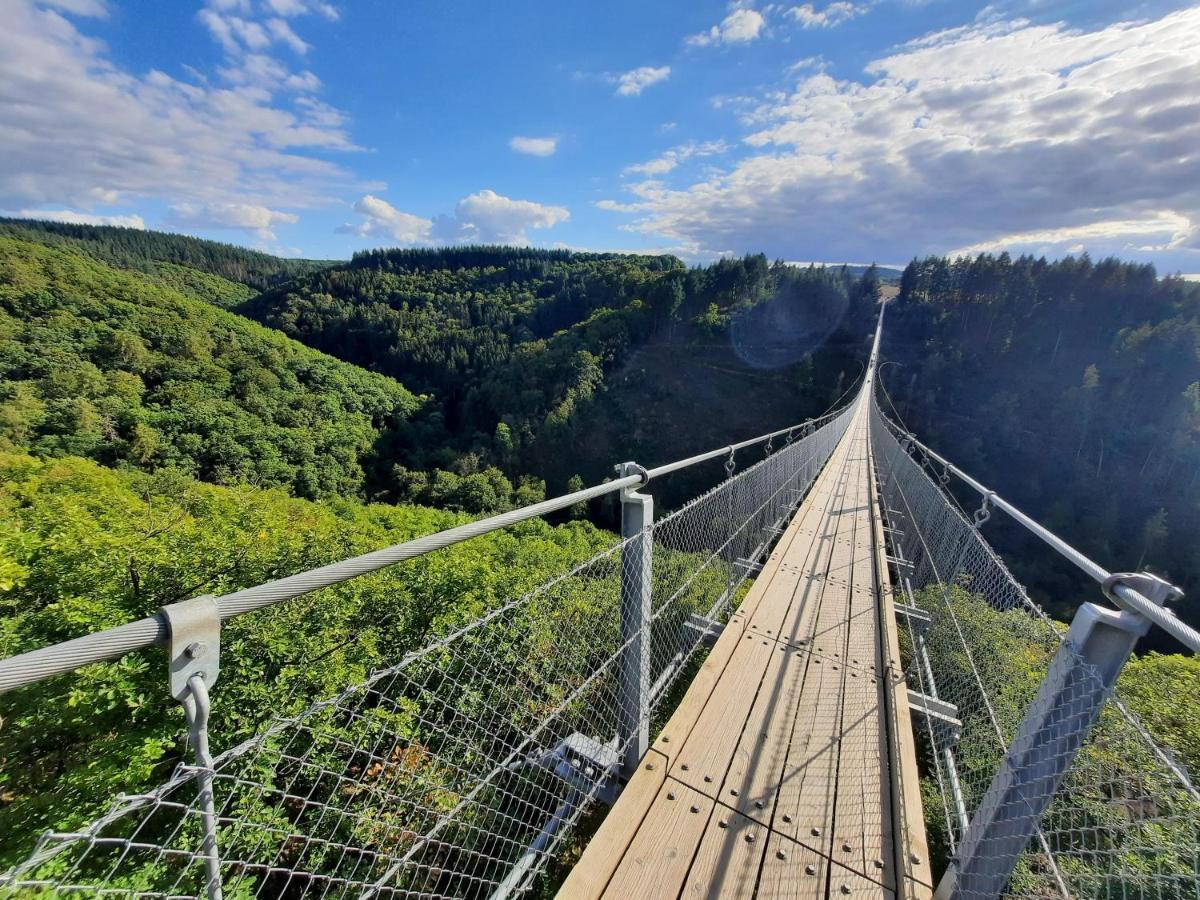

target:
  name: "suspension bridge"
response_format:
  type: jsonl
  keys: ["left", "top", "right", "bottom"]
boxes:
{"left": 1, "top": 308, "right": 1197, "bottom": 899}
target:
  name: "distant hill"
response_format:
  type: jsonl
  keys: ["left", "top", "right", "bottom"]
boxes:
{"left": 0, "top": 217, "right": 333, "bottom": 292}
{"left": 0, "top": 235, "right": 421, "bottom": 498}
{"left": 0, "top": 225, "right": 885, "bottom": 508}
{"left": 886, "top": 253, "right": 1200, "bottom": 643}
{"left": 239, "top": 246, "right": 880, "bottom": 505}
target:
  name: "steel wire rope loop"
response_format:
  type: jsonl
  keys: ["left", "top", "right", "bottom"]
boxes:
{"left": 972, "top": 491, "right": 996, "bottom": 528}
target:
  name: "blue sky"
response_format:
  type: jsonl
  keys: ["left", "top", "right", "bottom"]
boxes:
{"left": 3, "top": 0, "right": 1199, "bottom": 273}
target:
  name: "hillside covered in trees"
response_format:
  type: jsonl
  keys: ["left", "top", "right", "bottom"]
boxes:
{"left": 0, "top": 235, "right": 424, "bottom": 498}
{"left": 241, "top": 246, "right": 880, "bottom": 507}
{"left": 884, "top": 254, "right": 1200, "bottom": 644}
{"left": 0, "top": 217, "right": 329, "bottom": 292}
{"left": 3, "top": 220, "right": 1197, "bottom": 632}
{"left": 0, "top": 224, "right": 880, "bottom": 515}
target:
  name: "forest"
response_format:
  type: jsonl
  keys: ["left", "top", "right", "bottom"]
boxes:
{"left": 883, "top": 253, "right": 1200, "bottom": 645}
{"left": 0, "top": 236, "right": 423, "bottom": 499}
{"left": 242, "top": 244, "right": 878, "bottom": 508}
{"left": 0, "top": 219, "right": 1197, "bottom": 890}
{"left": 0, "top": 217, "right": 329, "bottom": 291}
{"left": 0, "top": 221, "right": 877, "bottom": 512}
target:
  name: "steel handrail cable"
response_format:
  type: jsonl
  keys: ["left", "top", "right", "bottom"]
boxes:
{"left": 0, "top": 400, "right": 859, "bottom": 695}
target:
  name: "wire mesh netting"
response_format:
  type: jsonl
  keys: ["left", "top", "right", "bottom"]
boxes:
{"left": 0, "top": 408, "right": 853, "bottom": 899}
{"left": 870, "top": 397, "right": 1200, "bottom": 900}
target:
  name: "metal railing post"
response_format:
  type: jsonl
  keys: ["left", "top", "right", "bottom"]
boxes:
{"left": 162, "top": 595, "right": 223, "bottom": 900}
{"left": 616, "top": 462, "right": 653, "bottom": 779}
{"left": 935, "top": 593, "right": 1165, "bottom": 900}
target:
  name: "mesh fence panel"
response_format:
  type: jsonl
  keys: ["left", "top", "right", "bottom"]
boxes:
{"left": 870, "top": 398, "right": 1200, "bottom": 900}
{"left": 1, "top": 408, "right": 853, "bottom": 899}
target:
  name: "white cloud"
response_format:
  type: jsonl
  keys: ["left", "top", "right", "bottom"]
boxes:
{"left": 39, "top": 0, "right": 108, "bottom": 16}
{"left": 13, "top": 208, "right": 145, "bottom": 229}
{"left": 264, "top": 0, "right": 338, "bottom": 18}
{"left": 947, "top": 214, "right": 1196, "bottom": 258}
{"left": 341, "top": 190, "right": 570, "bottom": 246}
{"left": 787, "top": 55, "right": 825, "bottom": 74}
{"left": 438, "top": 190, "right": 569, "bottom": 244}
{"left": 623, "top": 140, "right": 729, "bottom": 176}
{"left": 0, "top": 0, "right": 361, "bottom": 239}
{"left": 337, "top": 194, "right": 433, "bottom": 243}
{"left": 614, "top": 65, "right": 671, "bottom": 97}
{"left": 198, "top": 10, "right": 270, "bottom": 53}
{"left": 596, "top": 199, "right": 639, "bottom": 213}
{"left": 198, "top": 6, "right": 314, "bottom": 55}
{"left": 265, "top": 17, "right": 309, "bottom": 54}
{"left": 217, "top": 53, "right": 321, "bottom": 91}
{"left": 165, "top": 201, "right": 299, "bottom": 240}
{"left": 687, "top": 8, "right": 766, "bottom": 47}
{"left": 509, "top": 135, "right": 559, "bottom": 157}
{"left": 788, "top": 2, "right": 867, "bottom": 29}
{"left": 604, "top": 7, "right": 1200, "bottom": 268}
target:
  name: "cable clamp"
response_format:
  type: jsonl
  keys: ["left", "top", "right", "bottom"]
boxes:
{"left": 724, "top": 448, "right": 736, "bottom": 477}
{"left": 1101, "top": 572, "right": 1183, "bottom": 609}
{"left": 161, "top": 595, "right": 220, "bottom": 702}
{"left": 614, "top": 461, "right": 649, "bottom": 488}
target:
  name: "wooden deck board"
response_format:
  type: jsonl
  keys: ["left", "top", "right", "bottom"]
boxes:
{"left": 599, "top": 780, "right": 714, "bottom": 899}
{"left": 682, "top": 807, "right": 766, "bottom": 899}
{"left": 559, "top": 397, "right": 929, "bottom": 899}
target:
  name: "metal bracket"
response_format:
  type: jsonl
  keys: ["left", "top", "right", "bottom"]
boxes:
{"left": 161, "top": 595, "right": 220, "bottom": 701}
{"left": 734, "top": 557, "right": 764, "bottom": 574}
{"left": 1102, "top": 572, "right": 1183, "bottom": 609}
{"left": 894, "top": 602, "right": 932, "bottom": 633}
{"left": 685, "top": 614, "right": 725, "bottom": 647}
{"left": 161, "top": 595, "right": 224, "bottom": 900}
{"left": 886, "top": 556, "right": 915, "bottom": 570}
{"left": 908, "top": 689, "right": 962, "bottom": 739}
{"left": 535, "top": 734, "right": 621, "bottom": 806}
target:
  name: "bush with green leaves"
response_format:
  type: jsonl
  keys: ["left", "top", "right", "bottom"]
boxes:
{"left": 0, "top": 452, "right": 614, "bottom": 869}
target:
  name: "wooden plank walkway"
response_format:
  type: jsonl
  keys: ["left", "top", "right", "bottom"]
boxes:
{"left": 559, "top": 394, "right": 931, "bottom": 900}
